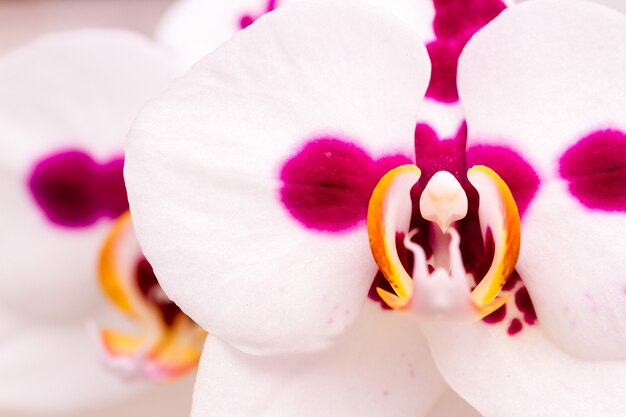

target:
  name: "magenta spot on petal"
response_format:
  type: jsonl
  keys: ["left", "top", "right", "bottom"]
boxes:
{"left": 425, "top": 40, "right": 462, "bottom": 103}
{"left": 467, "top": 144, "right": 540, "bottom": 218}
{"left": 559, "top": 129, "right": 626, "bottom": 212}
{"left": 136, "top": 257, "right": 182, "bottom": 327}
{"left": 515, "top": 286, "right": 537, "bottom": 325}
{"left": 28, "top": 150, "right": 129, "bottom": 228}
{"left": 433, "top": 0, "right": 506, "bottom": 41}
{"left": 280, "top": 138, "right": 410, "bottom": 232}
{"left": 507, "top": 318, "right": 523, "bottom": 336}
{"left": 482, "top": 302, "right": 507, "bottom": 324}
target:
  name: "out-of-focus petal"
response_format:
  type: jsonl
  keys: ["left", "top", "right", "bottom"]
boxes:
{"left": 0, "top": 30, "right": 180, "bottom": 413}
{"left": 191, "top": 303, "right": 446, "bottom": 417}
{"left": 0, "top": 30, "right": 179, "bottom": 321}
{"left": 0, "top": 316, "right": 146, "bottom": 414}
{"left": 458, "top": 0, "right": 626, "bottom": 359}
{"left": 156, "top": 0, "right": 436, "bottom": 67}
{"left": 422, "top": 322, "right": 626, "bottom": 417}
{"left": 126, "top": 1, "right": 431, "bottom": 355}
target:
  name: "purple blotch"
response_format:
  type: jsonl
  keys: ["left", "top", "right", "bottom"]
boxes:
{"left": 28, "top": 150, "right": 128, "bottom": 228}
{"left": 482, "top": 302, "right": 506, "bottom": 324}
{"left": 467, "top": 144, "right": 540, "bottom": 218}
{"left": 559, "top": 129, "right": 626, "bottom": 212}
{"left": 280, "top": 137, "right": 410, "bottom": 233}
{"left": 507, "top": 318, "right": 523, "bottom": 336}
{"left": 515, "top": 286, "right": 537, "bottom": 325}
{"left": 136, "top": 257, "right": 182, "bottom": 327}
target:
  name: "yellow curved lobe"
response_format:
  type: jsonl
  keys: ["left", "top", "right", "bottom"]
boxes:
{"left": 367, "top": 164, "right": 421, "bottom": 308}
{"left": 467, "top": 165, "right": 521, "bottom": 308}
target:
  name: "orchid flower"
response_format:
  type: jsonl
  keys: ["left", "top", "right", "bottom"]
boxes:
{"left": 0, "top": 30, "right": 203, "bottom": 416}
{"left": 126, "top": 0, "right": 626, "bottom": 416}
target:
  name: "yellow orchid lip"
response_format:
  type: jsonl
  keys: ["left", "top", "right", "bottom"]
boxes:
{"left": 367, "top": 164, "right": 520, "bottom": 322}
{"left": 98, "top": 211, "right": 206, "bottom": 380}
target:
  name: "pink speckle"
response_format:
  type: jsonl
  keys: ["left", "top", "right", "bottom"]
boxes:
{"left": 559, "top": 129, "right": 626, "bottom": 212}
{"left": 507, "top": 318, "right": 523, "bottom": 336}
{"left": 344, "top": 309, "right": 350, "bottom": 316}
{"left": 383, "top": 389, "right": 389, "bottom": 397}
{"left": 584, "top": 292, "right": 599, "bottom": 313}
{"left": 327, "top": 317, "right": 334, "bottom": 325}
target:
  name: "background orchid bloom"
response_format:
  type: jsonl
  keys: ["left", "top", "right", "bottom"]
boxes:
{"left": 126, "top": 0, "right": 626, "bottom": 416}
{"left": 0, "top": 30, "right": 199, "bottom": 416}
{"left": 156, "top": 0, "right": 500, "bottom": 68}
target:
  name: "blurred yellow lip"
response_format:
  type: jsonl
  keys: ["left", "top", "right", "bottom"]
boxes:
{"left": 98, "top": 211, "right": 206, "bottom": 380}
{"left": 367, "top": 165, "right": 520, "bottom": 322}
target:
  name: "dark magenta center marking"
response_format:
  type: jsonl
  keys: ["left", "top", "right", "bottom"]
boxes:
{"left": 280, "top": 137, "right": 410, "bottom": 233}
{"left": 136, "top": 258, "right": 183, "bottom": 327}
{"left": 28, "top": 149, "right": 128, "bottom": 228}
{"left": 559, "top": 129, "right": 626, "bottom": 212}
{"left": 239, "top": 0, "right": 278, "bottom": 29}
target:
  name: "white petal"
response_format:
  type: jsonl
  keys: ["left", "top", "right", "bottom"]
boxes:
{"left": 192, "top": 303, "right": 446, "bottom": 417}
{"left": 422, "top": 322, "right": 626, "bottom": 417}
{"left": 157, "top": 0, "right": 437, "bottom": 68}
{"left": 127, "top": 1, "right": 431, "bottom": 355}
{"left": 458, "top": 0, "right": 626, "bottom": 358}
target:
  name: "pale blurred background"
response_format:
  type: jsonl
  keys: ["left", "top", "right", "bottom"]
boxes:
{"left": 0, "top": 0, "right": 175, "bottom": 54}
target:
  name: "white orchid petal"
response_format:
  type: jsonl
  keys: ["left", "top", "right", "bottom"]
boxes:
{"left": 422, "top": 322, "right": 626, "bottom": 417}
{"left": 126, "top": 0, "right": 431, "bottom": 355}
{"left": 192, "top": 303, "right": 446, "bottom": 417}
{"left": 458, "top": 0, "right": 626, "bottom": 359}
